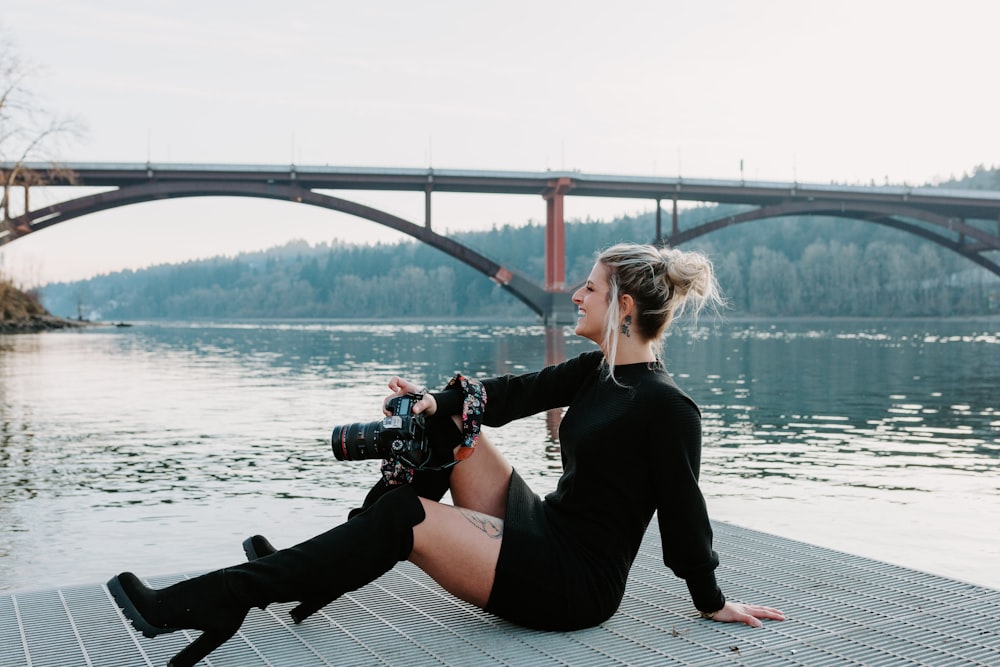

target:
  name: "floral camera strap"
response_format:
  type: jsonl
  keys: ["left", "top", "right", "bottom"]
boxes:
{"left": 447, "top": 373, "right": 486, "bottom": 461}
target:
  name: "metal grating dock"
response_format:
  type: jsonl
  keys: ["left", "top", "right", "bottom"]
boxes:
{"left": 2, "top": 521, "right": 998, "bottom": 666}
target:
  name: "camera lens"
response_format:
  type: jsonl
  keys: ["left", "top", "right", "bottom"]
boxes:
{"left": 331, "top": 420, "right": 387, "bottom": 461}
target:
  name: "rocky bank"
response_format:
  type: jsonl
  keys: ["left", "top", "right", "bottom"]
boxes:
{"left": 0, "top": 280, "right": 89, "bottom": 334}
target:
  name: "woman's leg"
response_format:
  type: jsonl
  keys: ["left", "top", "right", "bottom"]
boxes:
{"left": 404, "top": 429, "right": 514, "bottom": 607}
{"left": 409, "top": 497, "right": 504, "bottom": 607}
{"left": 242, "top": 494, "right": 506, "bottom": 610}
{"left": 447, "top": 429, "right": 513, "bottom": 519}
{"left": 243, "top": 417, "right": 513, "bottom": 623}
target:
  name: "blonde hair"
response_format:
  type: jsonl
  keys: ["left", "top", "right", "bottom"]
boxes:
{"left": 596, "top": 242, "right": 723, "bottom": 378}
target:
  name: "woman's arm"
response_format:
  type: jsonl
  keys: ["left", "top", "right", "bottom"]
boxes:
{"left": 478, "top": 351, "right": 604, "bottom": 426}
{"left": 392, "top": 351, "right": 605, "bottom": 426}
{"left": 652, "top": 386, "right": 784, "bottom": 627}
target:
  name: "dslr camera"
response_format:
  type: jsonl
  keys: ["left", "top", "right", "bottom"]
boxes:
{"left": 331, "top": 393, "right": 429, "bottom": 468}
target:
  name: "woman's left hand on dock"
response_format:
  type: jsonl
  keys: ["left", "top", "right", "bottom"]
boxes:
{"left": 708, "top": 601, "right": 786, "bottom": 628}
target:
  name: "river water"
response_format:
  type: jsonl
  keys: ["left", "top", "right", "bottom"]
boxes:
{"left": 1, "top": 319, "right": 997, "bottom": 593}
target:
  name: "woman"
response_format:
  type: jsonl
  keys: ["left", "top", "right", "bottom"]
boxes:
{"left": 108, "top": 242, "right": 784, "bottom": 667}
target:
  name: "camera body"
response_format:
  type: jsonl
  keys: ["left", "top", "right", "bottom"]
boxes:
{"left": 331, "top": 393, "right": 429, "bottom": 468}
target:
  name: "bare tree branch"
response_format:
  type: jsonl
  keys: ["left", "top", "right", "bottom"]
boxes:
{"left": 1, "top": 24, "right": 85, "bottom": 225}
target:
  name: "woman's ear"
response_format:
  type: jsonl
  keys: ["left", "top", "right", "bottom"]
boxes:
{"left": 620, "top": 293, "right": 635, "bottom": 318}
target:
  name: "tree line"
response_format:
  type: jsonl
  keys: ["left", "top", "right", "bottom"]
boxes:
{"left": 40, "top": 194, "right": 999, "bottom": 320}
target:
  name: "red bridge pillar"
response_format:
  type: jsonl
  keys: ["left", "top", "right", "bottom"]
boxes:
{"left": 543, "top": 177, "right": 573, "bottom": 291}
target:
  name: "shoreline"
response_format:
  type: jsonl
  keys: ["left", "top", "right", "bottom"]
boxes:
{"left": 0, "top": 314, "right": 102, "bottom": 334}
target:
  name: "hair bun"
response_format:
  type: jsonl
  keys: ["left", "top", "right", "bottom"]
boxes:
{"left": 660, "top": 246, "right": 714, "bottom": 301}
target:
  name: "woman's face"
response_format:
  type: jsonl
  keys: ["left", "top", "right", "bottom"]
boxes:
{"left": 571, "top": 261, "right": 611, "bottom": 345}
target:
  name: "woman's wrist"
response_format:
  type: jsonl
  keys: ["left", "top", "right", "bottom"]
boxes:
{"left": 430, "top": 388, "right": 464, "bottom": 418}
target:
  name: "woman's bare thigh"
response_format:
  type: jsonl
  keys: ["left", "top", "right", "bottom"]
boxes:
{"left": 448, "top": 430, "right": 512, "bottom": 519}
{"left": 409, "top": 498, "right": 504, "bottom": 607}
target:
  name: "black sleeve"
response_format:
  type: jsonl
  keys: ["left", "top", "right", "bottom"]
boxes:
{"left": 653, "top": 390, "right": 726, "bottom": 613}
{"left": 479, "top": 351, "right": 604, "bottom": 427}
{"left": 429, "top": 351, "right": 602, "bottom": 425}
{"left": 429, "top": 387, "right": 465, "bottom": 419}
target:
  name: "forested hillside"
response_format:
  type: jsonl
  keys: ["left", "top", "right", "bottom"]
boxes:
{"left": 40, "top": 171, "right": 1000, "bottom": 320}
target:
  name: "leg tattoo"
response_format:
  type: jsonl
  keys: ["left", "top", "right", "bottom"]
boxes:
{"left": 458, "top": 508, "right": 504, "bottom": 539}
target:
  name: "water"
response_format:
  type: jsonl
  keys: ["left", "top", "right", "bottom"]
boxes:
{"left": 1, "top": 319, "right": 997, "bottom": 593}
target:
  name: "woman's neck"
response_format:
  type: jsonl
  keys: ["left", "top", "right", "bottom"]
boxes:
{"left": 606, "top": 339, "right": 657, "bottom": 365}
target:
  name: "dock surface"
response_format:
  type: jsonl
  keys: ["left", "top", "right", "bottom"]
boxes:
{"left": 2, "top": 521, "right": 998, "bottom": 666}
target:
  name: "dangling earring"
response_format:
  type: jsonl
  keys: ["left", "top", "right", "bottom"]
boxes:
{"left": 620, "top": 315, "right": 632, "bottom": 338}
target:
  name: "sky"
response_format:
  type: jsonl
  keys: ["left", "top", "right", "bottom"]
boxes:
{"left": 1, "top": 0, "right": 999, "bottom": 286}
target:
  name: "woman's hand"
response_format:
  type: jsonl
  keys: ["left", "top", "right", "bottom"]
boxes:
{"left": 704, "top": 601, "right": 785, "bottom": 628}
{"left": 386, "top": 377, "right": 437, "bottom": 416}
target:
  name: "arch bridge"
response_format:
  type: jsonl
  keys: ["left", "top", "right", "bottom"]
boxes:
{"left": 3, "top": 162, "right": 1000, "bottom": 322}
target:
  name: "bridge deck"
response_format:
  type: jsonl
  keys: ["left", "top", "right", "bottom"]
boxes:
{"left": 2, "top": 521, "right": 998, "bottom": 666}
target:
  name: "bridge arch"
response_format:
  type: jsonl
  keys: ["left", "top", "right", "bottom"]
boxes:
{"left": 665, "top": 201, "right": 1000, "bottom": 277}
{"left": 6, "top": 180, "right": 562, "bottom": 319}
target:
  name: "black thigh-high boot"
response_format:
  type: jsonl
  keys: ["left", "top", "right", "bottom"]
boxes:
{"left": 108, "top": 485, "right": 426, "bottom": 667}
{"left": 243, "top": 466, "right": 452, "bottom": 623}
{"left": 244, "top": 413, "right": 460, "bottom": 623}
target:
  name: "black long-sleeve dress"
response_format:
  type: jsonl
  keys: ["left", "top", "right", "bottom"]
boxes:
{"left": 433, "top": 349, "right": 725, "bottom": 630}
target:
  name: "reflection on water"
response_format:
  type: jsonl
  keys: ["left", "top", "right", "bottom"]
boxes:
{"left": 689, "top": 324, "right": 998, "bottom": 483}
{"left": 0, "top": 318, "right": 997, "bottom": 592}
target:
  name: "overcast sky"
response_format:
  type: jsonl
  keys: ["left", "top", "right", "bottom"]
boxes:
{"left": 2, "top": 0, "right": 998, "bottom": 285}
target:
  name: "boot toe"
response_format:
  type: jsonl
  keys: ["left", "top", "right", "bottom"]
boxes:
{"left": 107, "top": 572, "right": 178, "bottom": 638}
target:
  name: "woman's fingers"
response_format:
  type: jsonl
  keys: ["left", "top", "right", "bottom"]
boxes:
{"left": 414, "top": 393, "right": 437, "bottom": 416}
{"left": 752, "top": 605, "right": 786, "bottom": 621}
{"left": 711, "top": 602, "right": 785, "bottom": 627}
{"left": 387, "top": 376, "right": 416, "bottom": 394}
{"left": 385, "top": 377, "right": 436, "bottom": 415}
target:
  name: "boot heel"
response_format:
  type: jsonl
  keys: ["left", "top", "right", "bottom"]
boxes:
{"left": 168, "top": 627, "right": 238, "bottom": 667}
{"left": 244, "top": 534, "right": 329, "bottom": 623}
{"left": 290, "top": 599, "right": 326, "bottom": 624}
{"left": 242, "top": 535, "right": 275, "bottom": 561}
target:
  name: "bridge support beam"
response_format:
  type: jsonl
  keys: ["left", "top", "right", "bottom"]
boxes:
{"left": 672, "top": 196, "right": 679, "bottom": 237}
{"left": 424, "top": 173, "right": 433, "bottom": 229}
{"left": 543, "top": 177, "right": 573, "bottom": 292}
{"left": 1, "top": 184, "right": 32, "bottom": 236}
